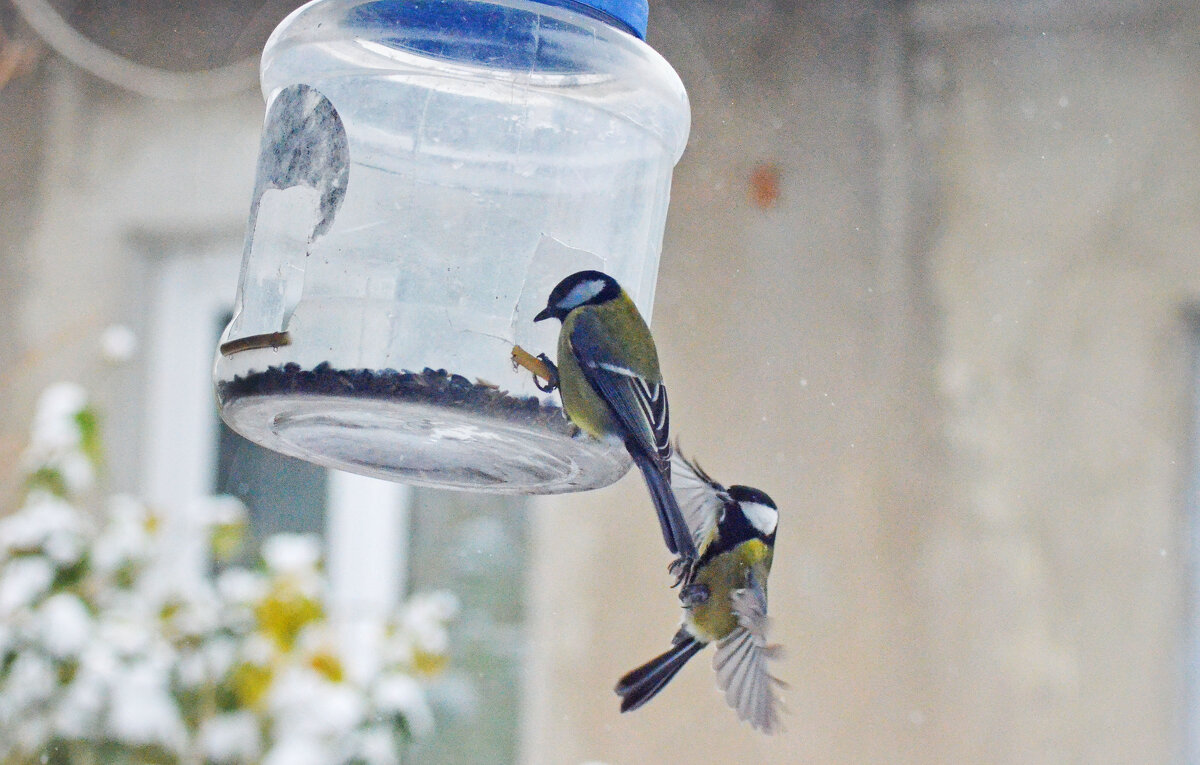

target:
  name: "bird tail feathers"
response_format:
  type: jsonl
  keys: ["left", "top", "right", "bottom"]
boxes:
{"left": 629, "top": 446, "right": 695, "bottom": 559}
{"left": 615, "top": 633, "right": 704, "bottom": 713}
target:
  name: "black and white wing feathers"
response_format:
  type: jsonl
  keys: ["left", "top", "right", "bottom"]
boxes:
{"left": 568, "top": 315, "right": 695, "bottom": 559}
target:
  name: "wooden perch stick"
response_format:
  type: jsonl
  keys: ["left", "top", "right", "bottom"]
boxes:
{"left": 511, "top": 345, "right": 558, "bottom": 391}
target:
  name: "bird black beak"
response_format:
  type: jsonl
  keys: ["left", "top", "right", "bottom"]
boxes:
{"left": 533, "top": 307, "right": 553, "bottom": 322}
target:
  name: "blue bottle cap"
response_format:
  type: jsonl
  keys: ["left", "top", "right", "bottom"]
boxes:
{"left": 527, "top": 0, "right": 648, "bottom": 39}
{"left": 347, "top": 0, "right": 652, "bottom": 69}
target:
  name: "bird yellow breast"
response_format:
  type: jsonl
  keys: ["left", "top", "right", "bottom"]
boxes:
{"left": 685, "top": 539, "right": 773, "bottom": 644}
{"left": 556, "top": 312, "right": 616, "bottom": 439}
{"left": 554, "top": 291, "right": 661, "bottom": 443}
{"left": 737, "top": 538, "right": 771, "bottom": 567}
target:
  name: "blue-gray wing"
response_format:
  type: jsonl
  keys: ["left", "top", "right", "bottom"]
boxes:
{"left": 567, "top": 317, "right": 670, "bottom": 466}
{"left": 568, "top": 314, "right": 694, "bottom": 558}
{"left": 712, "top": 568, "right": 785, "bottom": 734}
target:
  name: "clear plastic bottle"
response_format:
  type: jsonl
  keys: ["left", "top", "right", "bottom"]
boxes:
{"left": 214, "top": 0, "right": 689, "bottom": 493}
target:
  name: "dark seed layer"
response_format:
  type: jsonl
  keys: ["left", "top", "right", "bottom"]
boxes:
{"left": 217, "top": 362, "right": 576, "bottom": 435}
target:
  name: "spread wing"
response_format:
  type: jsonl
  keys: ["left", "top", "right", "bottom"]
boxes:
{"left": 671, "top": 447, "right": 728, "bottom": 556}
{"left": 712, "top": 568, "right": 785, "bottom": 734}
{"left": 568, "top": 313, "right": 695, "bottom": 558}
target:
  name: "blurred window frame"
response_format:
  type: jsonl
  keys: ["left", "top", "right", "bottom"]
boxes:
{"left": 139, "top": 248, "right": 410, "bottom": 614}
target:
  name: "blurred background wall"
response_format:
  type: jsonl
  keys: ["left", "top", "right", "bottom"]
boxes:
{"left": 2, "top": 0, "right": 1200, "bottom": 763}
{"left": 527, "top": 1, "right": 1200, "bottom": 763}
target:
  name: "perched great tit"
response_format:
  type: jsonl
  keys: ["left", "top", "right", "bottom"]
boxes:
{"left": 533, "top": 270, "right": 698, "bottom": 571}
{"left": 615, "top": 448, "right": 783, "bottom": 734}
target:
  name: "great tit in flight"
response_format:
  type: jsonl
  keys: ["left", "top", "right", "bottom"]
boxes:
{"left": 615, "top": 448, "right": 783, "bottom": 734}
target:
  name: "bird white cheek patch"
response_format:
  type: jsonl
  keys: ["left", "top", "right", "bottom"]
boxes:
{"left": 560, "top": 279, "right": 607, "bottom": 310}
{"left": 742, "top": 502, "right": 777, "bottom": 536}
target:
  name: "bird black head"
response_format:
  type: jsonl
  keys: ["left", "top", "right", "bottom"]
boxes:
{"left": 534, "top": 270, "right": 622, "bottom": 323}
{"left": 729, "top": 485, "right": 778, "bottom": 539}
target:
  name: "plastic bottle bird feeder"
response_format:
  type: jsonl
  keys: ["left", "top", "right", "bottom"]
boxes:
{"left": 214, "top": 0, "right": 689, "bottom": 493}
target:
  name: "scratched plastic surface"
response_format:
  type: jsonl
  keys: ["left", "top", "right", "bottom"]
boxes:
{"left": 213, "top": 0, "right": 690, "bottom": 493}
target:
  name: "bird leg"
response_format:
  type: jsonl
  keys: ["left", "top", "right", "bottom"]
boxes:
{"left": 679, "top": 583, "right": 710, "bottom": 608}
{"left": 511, "top": 345, "right": 558, "bottom": 392}
{"left": 668, "top": 556, "right": 698, "bottom": 588}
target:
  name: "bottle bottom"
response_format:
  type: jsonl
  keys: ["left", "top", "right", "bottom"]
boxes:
{"left": 216, "top": 365, "right": 630, "bottom": 493}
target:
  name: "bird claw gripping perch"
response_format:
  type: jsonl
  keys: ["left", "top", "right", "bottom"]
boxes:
{"left": 511, "top": 345, "right": 559, "bottom": 392}
{"left": 533, "top": 354, "right": 559, "bottom": 392}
